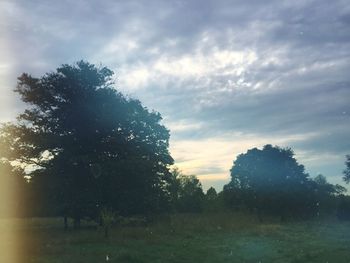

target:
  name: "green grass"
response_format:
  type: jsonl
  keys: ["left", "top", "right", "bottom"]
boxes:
{"left": 1, "top": 213, "right": 350, "bottom": 263}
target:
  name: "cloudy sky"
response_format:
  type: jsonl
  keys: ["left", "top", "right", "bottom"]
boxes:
{"left": 1, "top": 0, "right": 349, "bottom": 190}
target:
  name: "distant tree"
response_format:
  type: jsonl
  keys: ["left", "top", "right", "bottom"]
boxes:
{"left": 169, "top": 168, "right": 204, "bottom": 213}
{"left": 343, "top": 155, "right": 350, "bottom": 183}
{"left": 225, "top": 145, "right": 320, "bottom": 220}
{"left": 206, "top": 187, "right": 217, "bottom": 201}
{"left": 312, "top": 174, "right": 346, "bottom": 216}
{"left": 100, "top": 207, "right": 116, "bottom": 238}
{"left": 177, "top": 174, "right": 204, "bottom": 212}
{"left": 167, "top": 167, "right": 182, "bottom": 211}
{"left": 313, "top": 174, "right": 346, "bottom": 196}
{"left": 0, "top": 61, "right": 173, "bottom": 225}
{"left": 204, "top": 187, "right": 224, "bottom": 212}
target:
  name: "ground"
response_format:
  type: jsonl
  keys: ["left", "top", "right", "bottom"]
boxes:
{"left": 1, "top": 213, "right": 349, "bottom": 263}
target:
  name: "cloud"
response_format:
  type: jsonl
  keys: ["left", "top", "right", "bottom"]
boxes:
{"left": 1, "top": 0, "right": 349, "bottom": 190}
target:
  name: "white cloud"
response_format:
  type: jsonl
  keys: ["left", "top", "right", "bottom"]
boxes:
{"left": 117, "top": 48, "right": 258, "bottom": 93}
{"left": 120, "top": 67, "right": 151, "bottom": 89}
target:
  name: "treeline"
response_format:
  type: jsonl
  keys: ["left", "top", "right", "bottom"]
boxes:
{"left": 166, "top": 146, "right": 350, "bottom": 222}
{"left": 1, "top": 154, "right": 350, "bottom": 223}
{"left": 223, "top": 146, "right": 350, "bottom": 221}
{"left": 0, "top": 61, "right": 349, "bottom": 226}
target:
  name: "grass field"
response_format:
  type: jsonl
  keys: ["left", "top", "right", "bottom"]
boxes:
{"left": 1, "top": 213, "right": 350, "bottom": 263}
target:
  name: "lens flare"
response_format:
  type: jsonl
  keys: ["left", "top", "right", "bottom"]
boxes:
{"left": 0, "top": 13, "right": 21, "bottom": 258}
{"left": 0, "top": 168, "right": 22, "bottom": 263}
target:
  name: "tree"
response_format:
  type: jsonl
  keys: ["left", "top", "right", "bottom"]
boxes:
{"left": 0, "top": 61, "right": 173, "bottom": 225}
{"left": 168, "top": 168, "right": 204, "bottom": 213}
{"left": 167, "top": 167, "right": 182, "bottom": 210}
{"left": 100, "top": 207, "right": 116, "bottom": 238}
{"left": 312, "top": 174, "right": 346, "bottom": 216}
{"left": 343, "top": 155, "right": 350, "bottom": 183}
{"left": 177, "top": 174, "right": 204, "bottom": 212}
{"left": 204, "top": 187, "right": 224, "bottom": 212}
{"left": 206, "top": 187, "right": 217, "bottom": 201}
{"left": 224, "top": 145, "right": 319, "bottom": 220}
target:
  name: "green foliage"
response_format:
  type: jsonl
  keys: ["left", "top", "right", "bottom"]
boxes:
{"left": 100, "top": 207, "right": 116, "bottom": 238}
{"left": 203, "top": 187, "right": 225, "bottom": 212}
{"left": 312, "top": 174, "right": 345, "bottom": 216}
{"left": 0, "top": 61, "right": 174, "bottom": 221}
{"left": 206, "top": 187, "right": 217, "bottom": 200}
{"left": 100, "top": 208, "right": 116, "bottom": 227}
{"left": 224, "top": 145, "right": 345, "bottom": 220}
{"left": 168, "top": 168, "right": 204, "bottom": 213}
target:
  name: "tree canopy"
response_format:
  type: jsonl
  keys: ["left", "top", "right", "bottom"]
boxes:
{"left": 224, "top": 144, "right": 344, "bottom": 220}
{"left": 0, "top": 61, "right": 174, "bottom": 223}
{"left": 168, "top": 167, "right": 204, "bottom": 213}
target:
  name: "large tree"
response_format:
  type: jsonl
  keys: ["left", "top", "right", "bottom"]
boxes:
{"left": 0, "top": 61, "right": 173, "bottom": 225}
{"left": 224, "top": 145, "right": 341, "bottom": 220}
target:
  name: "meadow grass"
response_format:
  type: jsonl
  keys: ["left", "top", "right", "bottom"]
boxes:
{"left": 1, "top": 213, "right": 349, "bottom": 263}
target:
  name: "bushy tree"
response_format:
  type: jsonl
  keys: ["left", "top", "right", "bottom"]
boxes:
{"left": 224, "top": 145, "right": 343, "bottom": 220}
{"left": 312, "top": 174, "right": 346, "bottom": 216}
{"left": 177, "top": 174, "right": 204, "bottom": 212}
{"left": 169, "top": 168, "right": 204, "bottom": 213}
{"left": 203, "top": 187, "right": 224, "bottom": 212}
{"left": 0, "top": 61, "right": 173, "bottom": 225}
{"left": 206, "top": 187, "right": 218, "bottom": 201}
{"left": 100, "top": 207, "right": 116, "bottom": 238}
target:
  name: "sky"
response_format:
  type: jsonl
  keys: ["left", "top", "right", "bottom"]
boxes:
{"left": 0, "top": 0, "right": 349, "bottom": 191}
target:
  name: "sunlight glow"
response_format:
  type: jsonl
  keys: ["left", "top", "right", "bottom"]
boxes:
{"left": 169, "top": 132, "right": 319, "bottom": 189}
{"left": 0, "top": 7, "right": 21, "bottom": 260}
